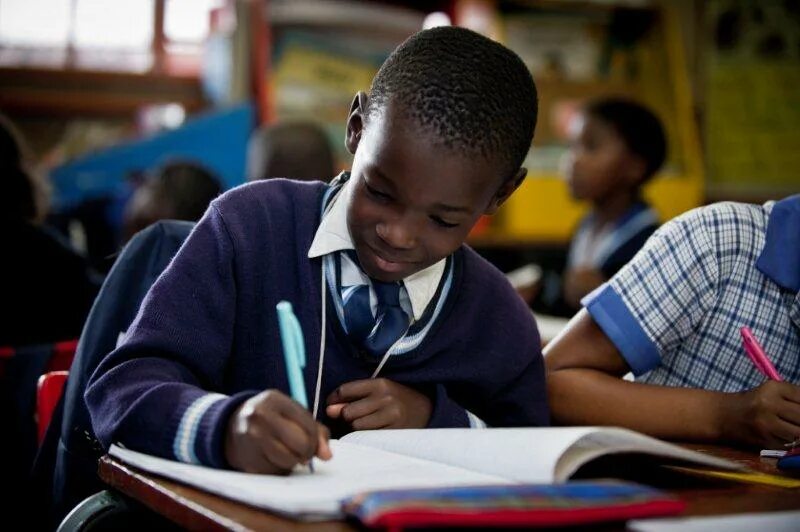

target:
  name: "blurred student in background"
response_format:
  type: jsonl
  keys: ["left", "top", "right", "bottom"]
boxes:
{"left": 0, "top": 114, "right": 101, "bottom": 346}
{"left": 246, "top": 121, "right": 336, "bottom": 183}
{"left": 122, "top": 159, "right": 222, "bottom": 243}
{"left": 539, "top": 98, "right": 666, "bottom": 316}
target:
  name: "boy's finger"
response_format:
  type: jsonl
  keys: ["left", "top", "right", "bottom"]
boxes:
{"left": 339, "top": 395, "right": 388, "bottom": 423}
{"left": 274, "top": 394, "right": 318, "bottom": 440}
{"left": 326, "top": 403, "right": 346, "bottom": 418}
{"left": 316, "top": 423, "right": 333, "bottom": 460}
{"left": 779, "top": 383, "right": 800, "bottom": 405}
{"left": 351, "top": 409, "right": 394, "bottom": 431}
{"left": 260, "top": 433, "right": 303, "bottom": 472}
{"left": 776, "top": 400, "right": 800, "bottom": 430}
{"left": 326, "top": 379, "right": 377, "bottom": 404}
{"left": 273, "top": 414, "right": 317, "bottom": 460}
{"left": 768, "top": 417, "right": 800, "bottom": 447}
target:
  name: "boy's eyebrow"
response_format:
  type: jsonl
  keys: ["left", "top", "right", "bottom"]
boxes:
{"left": 371, "top": 166, "right": 471, "bottom": 214}
{"left": 433, "top": 202, "right": 472, "bottom": 214}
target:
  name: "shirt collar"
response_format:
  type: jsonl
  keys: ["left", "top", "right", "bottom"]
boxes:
{"left": 756, "top": 194, "right": 800, "bottom": 293}
{"left": 308, "top": 175, "right": 355, "bottom": 258}
{"left": 307, "top": 175, "right": 446, "bottom": 320}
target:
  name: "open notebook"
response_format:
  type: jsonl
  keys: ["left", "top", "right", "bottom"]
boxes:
{"left": 110, "top": 427, "right": 743, "bottom": 521}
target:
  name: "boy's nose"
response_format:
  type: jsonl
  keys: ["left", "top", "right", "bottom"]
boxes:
{"left": 376, "top": 219, "right": 417, "bottom": 250}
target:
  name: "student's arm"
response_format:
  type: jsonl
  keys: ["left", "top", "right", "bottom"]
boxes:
{"left": 86, "top": 201, "right": 327, "bottom": 473}
{"left": 546, "top": 310, "right": 800, "bottom": 448}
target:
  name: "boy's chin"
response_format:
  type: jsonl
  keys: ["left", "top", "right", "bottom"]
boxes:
{"left": 361, "top": 260, "right": 414, "bottom": 283}
{"left": 355, "top": 248, "right": 421, "bottom": 282}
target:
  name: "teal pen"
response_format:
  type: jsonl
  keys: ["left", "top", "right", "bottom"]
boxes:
{"left": 276, "top": 301, "right": 315, "bottom": 473}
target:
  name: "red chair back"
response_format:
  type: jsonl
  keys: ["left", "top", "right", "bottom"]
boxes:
{"left": 37, "top": 371, "right": 69, "bottom": 445}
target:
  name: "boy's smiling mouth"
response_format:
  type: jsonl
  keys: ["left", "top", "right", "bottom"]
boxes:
{"left": 362, "top": 243, "right": 421, "bottom": 277}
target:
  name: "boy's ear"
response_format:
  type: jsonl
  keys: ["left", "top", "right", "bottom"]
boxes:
{"left": 345, "top": 91, "right": 368, "bottom": 155}
{"left": 484, "top": 168, "right": 527, "bottom": 215}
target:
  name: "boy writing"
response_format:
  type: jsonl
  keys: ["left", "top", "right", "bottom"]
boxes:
{"left": 86, "top": 27, "right": 548, "bottom": 475}
{"left": 557, "top": 98, "right": 665, "bottom": 313}
{"left": 546, "top": 195, "right": 800, "bottom": 449}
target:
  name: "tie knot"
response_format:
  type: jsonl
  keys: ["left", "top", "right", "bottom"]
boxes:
{"left": 373, "top": 281, "right": 402, "bottom": 307}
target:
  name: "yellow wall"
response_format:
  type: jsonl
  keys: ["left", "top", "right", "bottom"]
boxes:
{"left": 500, "top": 172, "right": 703, "bottom": 243}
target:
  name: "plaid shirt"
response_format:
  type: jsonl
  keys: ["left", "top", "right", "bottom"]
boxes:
{"left": 583, "top": 195, "right": 800, "bottom": 391}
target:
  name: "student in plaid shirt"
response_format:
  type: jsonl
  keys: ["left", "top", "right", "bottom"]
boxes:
{"left": 545, "top": 195, "right": 800, "bottom": 448}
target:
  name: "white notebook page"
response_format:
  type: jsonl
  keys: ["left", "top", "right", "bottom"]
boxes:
{"left": 110, "top": 440, "right": 507, "bottom": 520}
{"left": 342, "top": 427, "right": 598, "bottom": 483}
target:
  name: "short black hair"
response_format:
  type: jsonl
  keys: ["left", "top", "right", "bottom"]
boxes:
{"left": 367, "top": 26, "right": 538, "bottom": 179}
{"left": 584, "top": 98, "right": 667, "bottom": 182}
{"left": 152, "top": 160, "right": 222, "bottom": 221}
{"left": 247, "top": 121, "right": 335, "bottom": 182}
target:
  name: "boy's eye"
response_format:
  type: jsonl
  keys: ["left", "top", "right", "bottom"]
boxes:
{"left": 431, "top": 215, "right": 459, "bottom": 229}
{"left": 365, "top": 182, "right": 392, "bottom": 201}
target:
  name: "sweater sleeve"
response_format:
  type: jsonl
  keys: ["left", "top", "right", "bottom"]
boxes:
{"left": 450, "top": 260, "right": 550, "bottom": 428}
{"left": 85, "top": 204, "right": 257, "bottom": 468}
{"left": 426, "top": 384, "right": 470, "bottom": 428}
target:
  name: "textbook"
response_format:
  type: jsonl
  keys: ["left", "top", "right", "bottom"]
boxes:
{"left": 343, "top": 482, "right": 686, "bottom": 529}
{"left": 109, "top": 427, "right": 743, "bottom": 521}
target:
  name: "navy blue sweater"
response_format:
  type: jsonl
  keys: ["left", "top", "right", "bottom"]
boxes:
{"left": 86, "top": 179, "right": 548, "bottom": 468}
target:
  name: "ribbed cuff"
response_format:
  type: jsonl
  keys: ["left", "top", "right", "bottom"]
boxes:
{"left": 172, "top": 390, "right": 258, "bottom": 468}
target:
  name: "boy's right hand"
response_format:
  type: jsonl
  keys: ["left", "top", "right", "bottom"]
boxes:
{"left": 721, "top": 381, "right": 800, "bottom": 449}
{"left": 224, "top": 390, "right": 332, "bottom": 474}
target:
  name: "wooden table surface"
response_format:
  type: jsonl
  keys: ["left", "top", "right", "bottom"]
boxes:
{"left": 99, "top": 444, "right": 800, "bottom": 531}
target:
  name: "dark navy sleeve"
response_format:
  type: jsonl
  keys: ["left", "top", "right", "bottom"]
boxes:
{"left": 448, "top": 259, "right": 550, "bottom": 428}
{"left": 426, "top": 385, "right": 470, "bottom": 428}
{"left": 85, "top": 203, "right": 258, "bottom": 467}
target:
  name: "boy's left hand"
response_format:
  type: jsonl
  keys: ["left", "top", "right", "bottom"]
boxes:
{"left": 325, "top": 378, "right": 432, "bottom": 430}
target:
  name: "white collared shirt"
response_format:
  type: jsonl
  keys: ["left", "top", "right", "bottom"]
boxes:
{"left": 307, "top": 176, "right": 445, "bottom": 323}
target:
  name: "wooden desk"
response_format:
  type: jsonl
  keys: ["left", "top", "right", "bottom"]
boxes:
{"left": 99, "top": 445, "right": 800, "bottom": 531}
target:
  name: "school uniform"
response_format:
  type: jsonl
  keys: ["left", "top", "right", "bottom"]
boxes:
{"left": 86, "top": 176, "right": 548, "bottom": 468}
{"left": 583, "top": 195, "right": 800, "bottom": 389}
{"left": 567, "top": 201, "right": 660, "bottom": 278}
{"left": 537, "top": 202, "right": 659, "bottom": 317}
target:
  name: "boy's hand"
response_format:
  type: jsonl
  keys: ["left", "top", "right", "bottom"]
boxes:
{"left": 721, "top": 381, "right": 800, "bottom": 449}
{"left": 325, "top": 378, "right": 432, "bottom": 430}
{"left": 224, "top": 390, "right": 332, "bottom": 474}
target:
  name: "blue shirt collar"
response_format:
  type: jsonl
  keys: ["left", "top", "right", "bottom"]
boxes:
{"left": 756, "top": 194, "right": 800, "bottom": 292}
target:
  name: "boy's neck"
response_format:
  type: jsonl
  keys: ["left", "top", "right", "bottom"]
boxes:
{"left": 592, "top": 189, "right": 640, "bottom": 226}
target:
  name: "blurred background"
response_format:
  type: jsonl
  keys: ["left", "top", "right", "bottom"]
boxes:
{"left": 1, "top": 0, "right": 798, "bottom": 277}
{"left": 3, "top": 0, "right": 798, "bottom": 518}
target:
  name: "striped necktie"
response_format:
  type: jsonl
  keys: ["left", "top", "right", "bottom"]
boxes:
{"left": 342, "top": 280, "right": 409, "bottom": 357}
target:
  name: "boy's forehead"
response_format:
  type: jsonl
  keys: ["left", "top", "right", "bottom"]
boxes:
{"left": 359, "top": 98, "right": 513, "bottom": 195}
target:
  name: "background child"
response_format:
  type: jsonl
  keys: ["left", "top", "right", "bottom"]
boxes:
{"left": 540, "top": 99, "right": 666, "bottom": 315}
{"left": 545, "top": 195, "right": 800, "bottom": 449}
{"left": 0, "top": 113, "right": 101, "bottom": 346}
{"left": 86, "top": 26, "right": 548, "bottom": 476}
{"left": 122, "top": 159, "right": 223, "bottom": 243}
{"left": 246, "top": 121, "right": 336, "bottom": 183}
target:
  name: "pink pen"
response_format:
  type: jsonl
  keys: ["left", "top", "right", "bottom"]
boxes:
{"left": 740, "top": 326, "right": 783, "bottom": 381}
